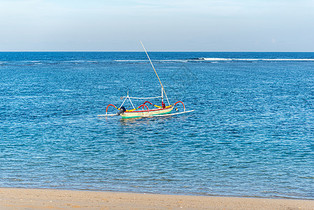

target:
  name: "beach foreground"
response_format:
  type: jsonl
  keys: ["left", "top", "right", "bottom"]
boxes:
{"left": 0, "top": 188, "right": 313, "bottom": 210}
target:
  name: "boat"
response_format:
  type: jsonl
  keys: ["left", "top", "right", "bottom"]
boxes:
{"left": 100, "top": 42, "right": 194, "bottom": 119}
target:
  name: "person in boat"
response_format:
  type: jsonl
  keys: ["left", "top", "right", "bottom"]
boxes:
{"left": 162, "top": 101, "right": 166, "bottom": 109}
{"left": 118, "top": 106, "right": 126, "bottom": 115}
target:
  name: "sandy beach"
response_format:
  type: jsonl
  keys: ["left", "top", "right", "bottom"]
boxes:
{"left": 0, "top": 188, "right": 313, "bottom": 210}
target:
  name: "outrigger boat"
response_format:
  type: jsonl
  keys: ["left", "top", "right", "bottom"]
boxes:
{"left": 100, "top": 42, "right": 194, "bottom": 119}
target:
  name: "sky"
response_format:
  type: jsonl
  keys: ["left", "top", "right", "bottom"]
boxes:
{"left": 0, "top": 0, "right": 313, "bottom": 51}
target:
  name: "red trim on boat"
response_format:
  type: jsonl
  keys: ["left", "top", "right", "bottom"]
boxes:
{"left": 143, "top": 101, "right": 153, "bottom": 105}
{"left": 138, "top": 104, "right": 150, "bottom": 112}
{"left": 174, "top": 101, "right": 185, "bottom": 111}
{"left": 106, "top": 104, "right": 117, "bottom": 113}
{"left": 125, "top": 106, "right": 172, "bottom": 113}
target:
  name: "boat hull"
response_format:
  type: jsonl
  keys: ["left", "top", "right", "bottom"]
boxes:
{"left": 120, "top": 106, "right": 173, "bottom": 119}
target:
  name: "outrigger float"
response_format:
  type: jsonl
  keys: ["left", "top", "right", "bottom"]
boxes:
{"left": 99, "top": 42, "right": 194, "bottom": 119}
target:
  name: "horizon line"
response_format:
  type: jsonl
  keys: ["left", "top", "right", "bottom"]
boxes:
{"left": 0, "top": 50, "right": 313, "bottom": 53}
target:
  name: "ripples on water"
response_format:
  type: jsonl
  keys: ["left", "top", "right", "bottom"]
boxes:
{"left": 0, "top": 52, "right": 313, "bottom": 199}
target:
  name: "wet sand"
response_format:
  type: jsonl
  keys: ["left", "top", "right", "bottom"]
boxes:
{"left": 0, "top": 188, "right": 313, "bottom": 209}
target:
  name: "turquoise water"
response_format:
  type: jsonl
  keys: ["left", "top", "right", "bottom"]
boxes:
{"left": 0, "top": 52, "right": 313, "bottom": 199}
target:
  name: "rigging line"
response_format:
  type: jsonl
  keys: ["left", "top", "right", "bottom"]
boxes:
{"left": 127, "top": 96, "right": 162, "bottom": 99}
{"left": 128, "top": 96, "right": 136, "bottom": 110}
{"left": 119, "top": 97, "right": 128, "bottom": 108}
{"left": 140, "top": 41, "right": 171, "bottom": 105}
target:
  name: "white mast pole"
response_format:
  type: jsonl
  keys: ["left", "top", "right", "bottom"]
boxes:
{"left": 140, "top": 41, "right": 170, "bottom": 106}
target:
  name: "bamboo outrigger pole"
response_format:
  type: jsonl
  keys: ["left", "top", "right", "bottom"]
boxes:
{"left": 140, "top": 41, "right": 170, "bottom": 105}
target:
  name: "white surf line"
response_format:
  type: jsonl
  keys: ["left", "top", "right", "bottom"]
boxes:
{"left": 201, "top": 58, "right": 314, "bottom": 61}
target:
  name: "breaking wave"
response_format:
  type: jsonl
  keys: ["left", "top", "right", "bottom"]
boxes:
{"left": 194, "top": 58, "right": 314, "bottom": 62}
{"left": 1, "top": 57, "right": 313, "bottom": 67}
{"left": 114, "top": 58, "right": 314, "bottom": 63}
{"left": 114, "top": 59, "right": 188, "bottom": 63}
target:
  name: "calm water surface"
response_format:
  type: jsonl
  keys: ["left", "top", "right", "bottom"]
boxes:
{"left": 0, "top": 52, "right": 313, "bottom": 199}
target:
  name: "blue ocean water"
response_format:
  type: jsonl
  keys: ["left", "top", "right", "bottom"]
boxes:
{"left": 0, "top": 52, "right": 313, "bottom": 199}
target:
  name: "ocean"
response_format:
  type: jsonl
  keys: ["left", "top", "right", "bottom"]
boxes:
{"left": 0, "top": 52, "right": 313, "bottom": 199}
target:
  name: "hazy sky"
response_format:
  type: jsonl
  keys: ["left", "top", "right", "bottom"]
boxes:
{"left": 0, "top": 0, "right": 313, "bottom": 51}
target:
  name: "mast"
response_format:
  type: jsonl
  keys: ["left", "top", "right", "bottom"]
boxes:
{"left": 140, "top": 41, "right": 170, "bottom": 106}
